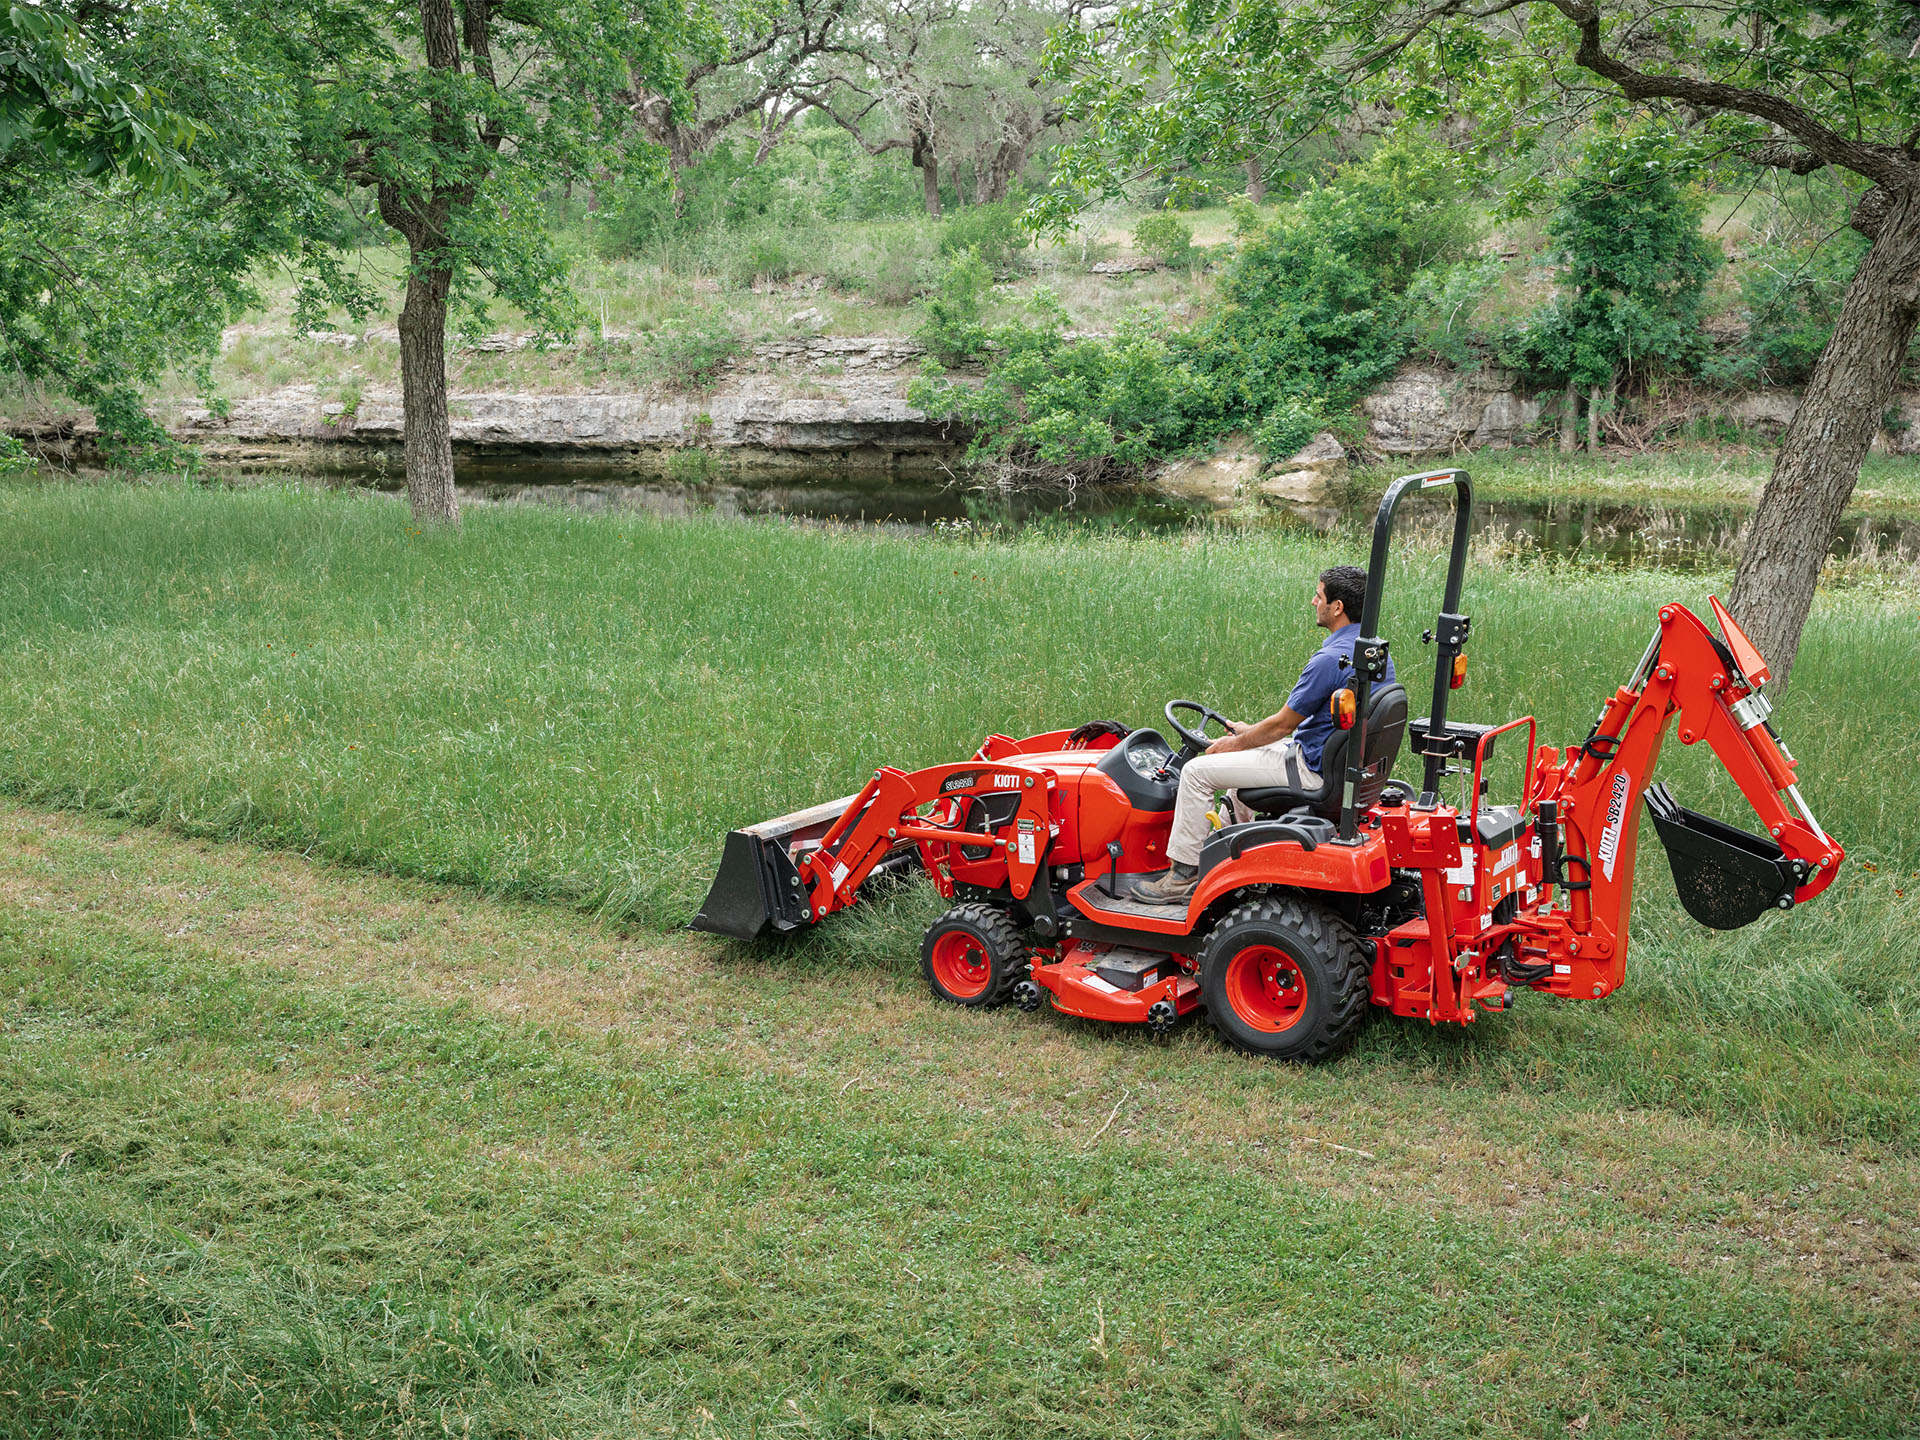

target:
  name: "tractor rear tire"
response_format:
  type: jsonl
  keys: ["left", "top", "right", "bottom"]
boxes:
{"left": 921, "top": 903, "right": 1028, "bottom": 1008}
{"left": 1197, "top": 896, "right": 1372, "bottom": 1062}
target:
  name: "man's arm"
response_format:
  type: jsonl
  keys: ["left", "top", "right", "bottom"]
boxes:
{"left": 1206, "top": 706, "right": 1305, "bottom": 754}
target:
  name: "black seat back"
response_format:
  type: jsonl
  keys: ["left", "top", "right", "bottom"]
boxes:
{"left": 1311, "top": 681, "right": 1408, "bottom": 820}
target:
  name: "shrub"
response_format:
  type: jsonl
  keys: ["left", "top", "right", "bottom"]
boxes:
{"left": 1403, "top": 257, "right": 1508, "bottom": 368}
{"left": 725, "top": 232, "right": 801, "bottom": 288}
{"left": 1521, "top": 133, "right": 1721, "bottom": 394}
{"left": 1703, "top": 234, "right": 1867, "bottom": 388}
{"left": 909, "top": 292, "right": 1219, "bottom": 479}
{"left": 835, "top": 224, "right": 937, "bottom": 305}
{"left": 0, "top": 434, "right": 32, "bottom": 475}
{"left": 1189, "top": 137, "right": 1480, "bottom": 449}
{"left": 1133, "top": 212, "right": 1198, "bottom": 271}
{"left": 937, "top": 203, "right": 1029, "bottom": 273}
{"left": 1226, "top": 195, "right": 1266, "bottom": 239}
{"left": 582, "top": 308, "right": 744, "bottom": 393}
{"left": 914, "top": 249, "right": 995, "bottom": 364}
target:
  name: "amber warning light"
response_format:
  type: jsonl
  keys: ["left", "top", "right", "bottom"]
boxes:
{"left": 1450, "top": 654, "right": 1468, "bottom": 690}
{"left": 1331, "top": 688, "right": 1357, "bottom": 729}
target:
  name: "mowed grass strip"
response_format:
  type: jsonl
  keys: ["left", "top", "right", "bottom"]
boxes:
{"left": 1, "top": 478, "right": 1916, "bottom": 1149}
{"left": 2, "top": 805, "right": 1916, "bottom": 1438}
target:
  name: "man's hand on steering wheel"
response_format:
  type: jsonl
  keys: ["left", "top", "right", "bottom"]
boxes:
{"left": 1206, "top": 718, "right": 1250, "bottom": 754}
{"left": 1163, "top": 700, "right": 1237, "bottom": 757}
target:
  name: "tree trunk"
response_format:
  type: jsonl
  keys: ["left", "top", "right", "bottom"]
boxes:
{"left": 920, "top": 153, "right": 941, "bottom": 218}
{"left": 1727, "top": 187, "right": 1920, "bottom": 688}
{"left": 1244, "top": 155, "right": 1267, "bottom": 203}
{"left": 911, "top": 128, "right": 941, "bottom": 219}
{"left": 1586, "top": 384, "right": 1602, "bottom": 452}
{"left": 397, "top": 248, "right": 459, "bottom": 526}
{"left": 1559, "top": 381, "right": 1578, "bottom": 453}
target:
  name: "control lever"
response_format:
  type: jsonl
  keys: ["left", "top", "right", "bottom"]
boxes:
{"left": 1537, "top": 800, "right": 1563, "bottom": 885}
{"left": 1104, "top": 842, "right": 1124, "bottom": 899}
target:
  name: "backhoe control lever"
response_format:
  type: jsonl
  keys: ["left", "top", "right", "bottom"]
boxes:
{"left": 1536, "top": 800, "right": 1563, "bottom": 885}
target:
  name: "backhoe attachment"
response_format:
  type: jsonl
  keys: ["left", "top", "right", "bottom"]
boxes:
{"left": 1644, "top": 783, "right": 1804, "bottom": 929}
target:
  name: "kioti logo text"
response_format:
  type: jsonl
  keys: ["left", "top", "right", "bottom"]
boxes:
{"left": 1597, "top": 772, "right": 1632, "bottom": 881}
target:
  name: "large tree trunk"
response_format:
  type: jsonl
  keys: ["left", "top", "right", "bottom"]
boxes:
{"left": 397, "top": 250, "right": 459, "bottom": 526}
{"left": 1727, "top": 187, "right": 1920, "bottom": 688}
{"left": 919, "top": 153, "right": 941, "bottom": 218}
{"left": 1244, "top": 156, "right": 1267, "bottom": 203}
{"left": 911, "top": 128, "right": 941, "bottom": 219}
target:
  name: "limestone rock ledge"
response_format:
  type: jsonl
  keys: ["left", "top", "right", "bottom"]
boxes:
{"left": 161, "top": 369, "right": 965, "bottom": 473}
{"left": 1362, "top": 363, "right": 1920, "bottom": 456}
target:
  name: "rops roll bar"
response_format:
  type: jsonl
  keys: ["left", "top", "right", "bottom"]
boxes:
{"left": 1338, "top": 468, "right": 1474, "bottom": 841}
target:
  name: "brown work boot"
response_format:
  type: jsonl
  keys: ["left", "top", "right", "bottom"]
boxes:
{"left": 1131, "top": 862, "right": 1198, "bottom": 907}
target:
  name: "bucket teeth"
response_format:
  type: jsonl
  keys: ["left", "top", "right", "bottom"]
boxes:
{"left": 1643, "top": 783, "right": 1798, "bottom": 930}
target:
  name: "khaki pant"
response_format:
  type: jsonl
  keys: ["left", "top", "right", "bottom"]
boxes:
{"left": 1166, "top": 738, "right": 1309, "bottom": 868}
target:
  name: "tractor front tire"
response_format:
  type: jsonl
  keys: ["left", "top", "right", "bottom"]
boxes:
{"left": 921, "top": 903, "right": 1028, "bottom": 1008}
{"left": 1197, "top": 897, "right": 1372, "bottom": 1062}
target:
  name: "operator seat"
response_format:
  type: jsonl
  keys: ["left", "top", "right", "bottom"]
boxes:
{"left": 1236, "top": 681, "right": 1409, "bottom": 821}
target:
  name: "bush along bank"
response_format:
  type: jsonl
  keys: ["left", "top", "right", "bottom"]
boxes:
{"left": 908, "top": 131, "right": 1910, "bottom": 481}
{"left": 907, "top": 138, "right": 1490, "bottom": 481}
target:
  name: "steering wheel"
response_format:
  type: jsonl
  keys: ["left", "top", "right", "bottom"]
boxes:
{"left": 1164, "top": 699, "right": 1235, "bottom": 757}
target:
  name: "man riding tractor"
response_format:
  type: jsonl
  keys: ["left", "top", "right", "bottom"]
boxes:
{"left": 1132, "top": 564, "right": 1397, "bottom": 906}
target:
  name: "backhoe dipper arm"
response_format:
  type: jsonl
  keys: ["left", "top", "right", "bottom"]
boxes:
{"left": 1530, "top": 602, "right": 1843, "bottom": 997}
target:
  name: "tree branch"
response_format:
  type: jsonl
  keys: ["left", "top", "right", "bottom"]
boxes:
{"left": 1547, "top": 0, "right": 1914, "bottom": 191}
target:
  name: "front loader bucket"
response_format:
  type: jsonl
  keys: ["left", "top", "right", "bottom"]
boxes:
{"left": 1644, "top": 783, "right": 1798, "bottom": 930}
{"left": 690, "top": 795, "right": 855, "bottom": 941}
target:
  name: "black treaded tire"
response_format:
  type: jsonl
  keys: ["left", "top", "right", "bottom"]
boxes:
{"left": 1197, "top": 896, "right": 1373, "bottom": 1061}
{"left": 921, "top": 902, "right": 1029, "bottom": 1008}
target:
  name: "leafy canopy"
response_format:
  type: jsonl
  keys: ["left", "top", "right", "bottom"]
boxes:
{"left": 1039, "top": 0, "right": 1920, "bottom": 232}
{"left": 1497, "top": 130, "right": 1721, "bottom": 392}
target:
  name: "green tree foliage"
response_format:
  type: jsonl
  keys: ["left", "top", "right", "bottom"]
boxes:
{"left": 0, "top": 3, "right": 192, "bottom": 186}
{"left": 0, "top": 3, "right": 356, "bottom": 460}
{"left": 911, "top": 137, "right": 1482, "bottom": 470}
{"left": 593, "top": 125, "right": 927, "bottom": 259}
{"left": 1506, "top": 135, "right": 1719, "bottom": 397}
{"left": 1707, "top": 233, "right": 1869, "bottom": 388}
{"left": 213, "top": 0, "right": 683, "bottom": 521}
{"left": 1132, "top": 211, "right": 1197, "bottom": 270}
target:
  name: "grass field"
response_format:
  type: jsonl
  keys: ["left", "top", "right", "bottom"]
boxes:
{"left": 2, "top": 476, "right": 1917, "bottom": 1436}
{"left": 1359, "top": 449, "right": 1920, "bottom": 515}
{"left": 5, "top": 804, "right": 1917, "bottom": 1438}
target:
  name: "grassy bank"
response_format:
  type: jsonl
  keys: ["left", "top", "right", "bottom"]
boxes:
{"left": 1354, "top": 447, "right": 1920, "bottom": 514}
{"left": 0, "top": 476, "right": 1915, "bottom": 1142}
{"left": 3, "top": 803, "right": 1917, "bottom": 1438}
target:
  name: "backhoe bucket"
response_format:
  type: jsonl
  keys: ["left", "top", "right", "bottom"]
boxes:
{"left": 1644, "top": 783, "right": 1798, "bottom": 930}
{"left": 690, "top": 795, "right": 855, "bottom": 941}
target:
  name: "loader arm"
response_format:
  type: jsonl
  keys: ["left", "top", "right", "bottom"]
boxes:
{"left": 1519, "top": 601, "right": 1843, "bottom": 998}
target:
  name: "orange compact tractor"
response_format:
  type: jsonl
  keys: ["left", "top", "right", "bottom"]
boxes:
{"left": 693, "top": 470, "right": 1844, "bottom": 1061}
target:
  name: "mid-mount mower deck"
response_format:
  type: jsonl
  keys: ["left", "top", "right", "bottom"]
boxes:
{"left": 693, "top": 469, "right": 1845, "bottom": 1061}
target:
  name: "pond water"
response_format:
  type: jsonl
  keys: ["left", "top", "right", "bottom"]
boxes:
{"left": 357, "top": 462, "right": 1917, "bottom": 572}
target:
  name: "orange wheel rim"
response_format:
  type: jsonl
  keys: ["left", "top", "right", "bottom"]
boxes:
{"left": 1223, "top": 944, "right": 1308, "bottom": 1033}
{"left": 930, "top": 930, "right": 992, "bottom": 998}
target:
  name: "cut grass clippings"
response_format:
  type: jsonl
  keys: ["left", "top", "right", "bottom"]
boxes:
{"left": 1, "top": 803, "right": 1916, "bottom": 1438}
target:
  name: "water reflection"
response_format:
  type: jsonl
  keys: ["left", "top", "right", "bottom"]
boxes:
{"left": 351, "top": 462, "right": 1914, "bottom": 573}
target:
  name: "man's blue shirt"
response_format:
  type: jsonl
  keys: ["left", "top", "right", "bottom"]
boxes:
{"left": 1286, "top": 624, "right": 1394, "bottom": 773}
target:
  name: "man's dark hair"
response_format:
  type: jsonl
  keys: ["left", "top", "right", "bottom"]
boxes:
{"left": 1319, "top": 565, "right": 1368, "bottom": 623}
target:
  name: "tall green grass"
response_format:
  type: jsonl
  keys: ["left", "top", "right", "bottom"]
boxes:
{"left": 1, "top": 478, "right": 1915, "bottom": 1059}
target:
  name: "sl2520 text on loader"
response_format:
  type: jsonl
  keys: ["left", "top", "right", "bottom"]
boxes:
{"left": 693, "top": 470, "right": 1844, "bottom": 1062}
